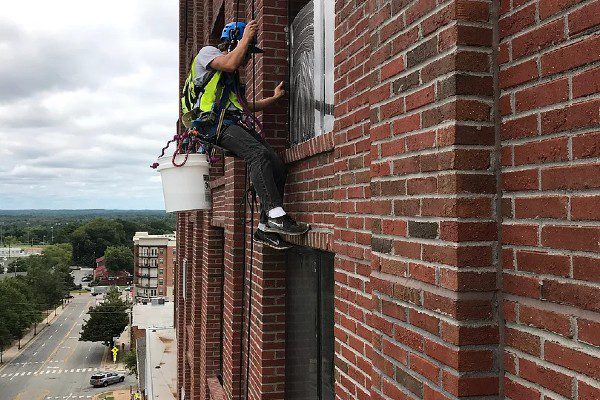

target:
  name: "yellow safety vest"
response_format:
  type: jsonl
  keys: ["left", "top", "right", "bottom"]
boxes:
{"left": 181, "top": 55, "right": 242, "bottom": 127}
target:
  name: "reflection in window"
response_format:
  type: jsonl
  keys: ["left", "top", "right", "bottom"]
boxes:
{"left": 290, "top": 0, "right": 335, "bottom": 144}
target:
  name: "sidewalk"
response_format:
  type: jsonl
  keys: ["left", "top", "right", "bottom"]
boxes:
{"left": 100, "top": 346, "right": 126, "bottom": 372}
{"left": 0, "top": 303, "right": 67, "bottom": 368}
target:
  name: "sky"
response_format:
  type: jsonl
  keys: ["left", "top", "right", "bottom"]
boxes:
{"left": 0, "top": 0, "right": 178, "bottom": 210}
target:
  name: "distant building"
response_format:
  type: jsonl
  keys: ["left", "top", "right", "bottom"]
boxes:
{"left": 93, "top": 265, "right": 131, "bottom": 286}
{"left": 132, "top": 232, "right": 176, "bottom": 299}
{"left": 0, "top": 246, "right": 41, "bottom": 273}
{"left": 95, "top": 256, "right": 105, "bottom": 269}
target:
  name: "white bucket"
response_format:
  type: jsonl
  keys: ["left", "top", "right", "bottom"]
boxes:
{"left": 156, "top": 154, "right": 211, "bottom": 212}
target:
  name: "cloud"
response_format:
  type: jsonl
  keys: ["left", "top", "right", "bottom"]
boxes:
{"left": 0, "top": 0, "right": 178, "bottom": 210}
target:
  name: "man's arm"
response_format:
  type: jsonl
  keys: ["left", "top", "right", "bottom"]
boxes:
{"left": 209, "top": 20, "right": 258, "bottom": 73}
{"left": 248, "top": 82, "right": 285, "bottom": 111}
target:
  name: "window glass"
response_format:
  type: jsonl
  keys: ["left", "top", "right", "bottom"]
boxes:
{"left": 290, "top": 0, "right": 335, "bottom": 144}
{"left": 285, "top": 248, "right": 334, "bottom": 400}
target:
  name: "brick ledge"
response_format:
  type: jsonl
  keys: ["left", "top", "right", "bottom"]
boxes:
{"left": 207, "top": 377, "right": 225, "bottom": 400}
{"left": 210, "top": 176, "right": 226, "bottom": 189}
{"left": 211, "top": 216, "right": 225, "bottom": 228}
{"left": 284, "top": 131, "right": 335, "bottom": 164}
{"left": 284, "top": 228, "right": 333, "bottom": 252}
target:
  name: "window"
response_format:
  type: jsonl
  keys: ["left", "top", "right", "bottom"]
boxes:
{"left": 182, "top": 259, "right": 188, "bottom": 300}
{"left": 159, "top": 269, "right": 164, "bottom": 275}
{"left": 289, "top": 0, "right": 335, "bottom": 144}
{"left": 285, "top": 248, "right": 334, "bottom": 400}
{"left": 159, "top": 279, "right": 164, "bottom": 285}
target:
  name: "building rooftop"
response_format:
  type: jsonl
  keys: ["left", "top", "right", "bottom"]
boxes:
{"left": 132, "top": 301, "right": 174, "bottom": 330}
{"left": 133, "top": 232, "right": 176, "bottom": 247}
{"left": 145, "top": 327, "right": 176, "bottom": 400}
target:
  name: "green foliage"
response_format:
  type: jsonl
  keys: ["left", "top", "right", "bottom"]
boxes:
{"left": 0, "top": 210, "right": 174, "bottom": 249}
{"left": 80, "top": 287, "right": 129, "bottom": 346}
{"left": 42, "top": 244, "right": 73, "bottom": 269}
{"left": 8, "top": 258, "right": 28, "bottom": 272}
{"left": 122, "top": 350, "right": 138, "bottom": 376}
{"left": 70, "top": 219, "right": 129, "bottom": 267}
{"left": 104, "top": 246, "right": 134, "bottom": 273}
{"left": 0, "top": 277, "right": 42, "bottom": 349}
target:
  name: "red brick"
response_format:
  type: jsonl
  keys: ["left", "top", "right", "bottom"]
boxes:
{"left": 573, "top": 132, "right": 600, "bottom": 159}
{"left": 381, "top": 57, "right": 405, "bottom": 80}
{"left": 542, "top": 279, "right": 600, "bottom": 312}
{"left": 541, "top": 35, "right": 600, "bottom": 76}
{"left": 503, "top": 224, "right": 538, "bottom": 246}
{"left": 516, "top": 250, "right": 570, "bottom": 277}
{"left": 440, "top": 322, "right": 498, "bottom": 345}
{"left": 505, "top": 327, "right": 541, "bottom": 356}
{"left": 409, "top": 309, "right": 439, "bottom": 335}
{"left": 519, "top": 304, "right": 571, "bottom": 336}
{"left": 423, "top": 384, "right": 453, "bottom": 400}
{"left": 502, "top": 169, "right": 538, "bottom": 191}
{"left": 542, "top": 225, "right": 600, "bottom": 252}
{"left": 578, "top": 381, "right": 600, "bottom": 400}
{"left": 514, "top": 137, "right": 569, "bottom": 166}
{"left": 504, "top": 376, "right": 541, "bottom": 400}
{"left": 519, "top": 358, "right": 573, "bottom": 398}
{"left": 539, "top": 0, "right": 581, "bottom": 19}
{"left": 516, "top": 79, "right": 568, "bottom": 112}
{"left": 514, "top": 196, "right": 568, "bottom": 219}
{"left": 409, "top": 353, "right": 440, "bottom": 382}
{"left": 577, "top": 318, "right": 600, "bottom": 347}
{"left": 572, "top": 195, "right": 600, "bottom": 220}
{"left": 541, "top": 99, "right": 600, "bottom": 134}
{"left": 545, "top": 341, "right": 600, "bottom": 379}
{"left": 573, "top": 255, "right": 600, "bottom": 283}
{"left": 573, "top": 66, "right": 600, "bottom": 98}
{"left": 503, "top": 272, "right": 541, "bottom": 298}
{"left": 542, "top": 164, "right": 600, "bottom": 190}
{"left": 392, "top": 113, "right": 421, "bottom": 135}
{"left": 501, "top": 114, "right": 538, "bottom": 140}
{"left": 406, "top": 85, "right": 435, "bottom": 111}
{"left": 408, "top": 263, "right": 436, "bottom": 285}
{"left": 499, "top": 4, "right": 535, "bottom": 37}
{"left": 513, "top": 18, "right": 565, "bottom": 59}
{"left": 500, "top": 59, "right": 538, "bottom": 89}
{"left": 568, "top": 0, "right": 600, "bottom": 34}
{"left": 443, "top": 372, "right": 499, "bottom": 396}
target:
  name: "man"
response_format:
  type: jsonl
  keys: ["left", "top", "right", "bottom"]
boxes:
{"left": 182, "top": 21, "right": 309, "bottom": 250}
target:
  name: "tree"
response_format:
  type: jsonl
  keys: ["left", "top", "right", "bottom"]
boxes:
{"left": 42, "top": 244, "right": 73, "bottom": 269}
{"left": 104, "top": 246, "right": 134, "bottom": 273}
{"left": 80, "top": 287, "right": 129, "bottom": 346}
{"left": 0, "top": 277, "right": 41, "bottom": 345}
{"left": 25, "top": 254, "right": 69, "bottom": 309}
{"left": 70, "top": 219, "right": 128, "bottom": 267}
{"left": 122, "top": 350, "right": 138, "bottom": 376}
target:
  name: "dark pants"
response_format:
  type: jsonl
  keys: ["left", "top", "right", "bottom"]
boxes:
{"left": 218, "top": 123, "right": 287, "bottom": 224}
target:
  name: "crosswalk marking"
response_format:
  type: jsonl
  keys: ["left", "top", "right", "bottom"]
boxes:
{"left": 0, "top": 367, "right": 100, "bottom": 379}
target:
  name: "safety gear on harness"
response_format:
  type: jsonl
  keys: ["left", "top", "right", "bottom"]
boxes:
{"left": 180, "top": 54, "right": 243, "bottom": 130}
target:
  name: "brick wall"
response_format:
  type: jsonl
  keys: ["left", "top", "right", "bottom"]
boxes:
{"left": 499, "top": 0, "right": 600, "bottom": 398}
{"left": 175, "top": 0, "right": 600, "bottom": 399}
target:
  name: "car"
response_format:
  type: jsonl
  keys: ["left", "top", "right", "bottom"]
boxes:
{"left": 64, "top": 294, "right": 74, "bottom": 299}
{"left": 90, "top": 372, "right": 125, "bottom": 387}
{"left": 81, "top": 277, "right": 92, "bottom": 282}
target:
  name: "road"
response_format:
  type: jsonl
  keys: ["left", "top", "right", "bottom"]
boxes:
{"left": 0, "top": 293, "right": 136, "bottom": 400}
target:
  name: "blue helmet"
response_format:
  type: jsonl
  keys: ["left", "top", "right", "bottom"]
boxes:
{"left": 220, "top": 22, "right": 263, "bottom": 53}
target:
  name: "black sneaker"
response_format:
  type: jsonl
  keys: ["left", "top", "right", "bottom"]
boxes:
{"left": 253, "top": 230, "right": 294, "bottom": 250}
{"left": 265, "top": 215, "right": 310, "bottom": 236}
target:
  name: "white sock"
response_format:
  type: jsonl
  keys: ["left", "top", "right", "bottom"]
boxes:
{"left": 258, "top": 223, "right": 266, "bottom": 231}
{"left": 268, "top": 207, "right": 286, "bottom": 218}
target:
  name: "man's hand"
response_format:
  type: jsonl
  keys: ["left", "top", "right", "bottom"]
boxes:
{"left": 242, "top": 20, "right": 258, "bottom": 43}
{"left": 273, "top": 82, "right": 285, "bottom": 100}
